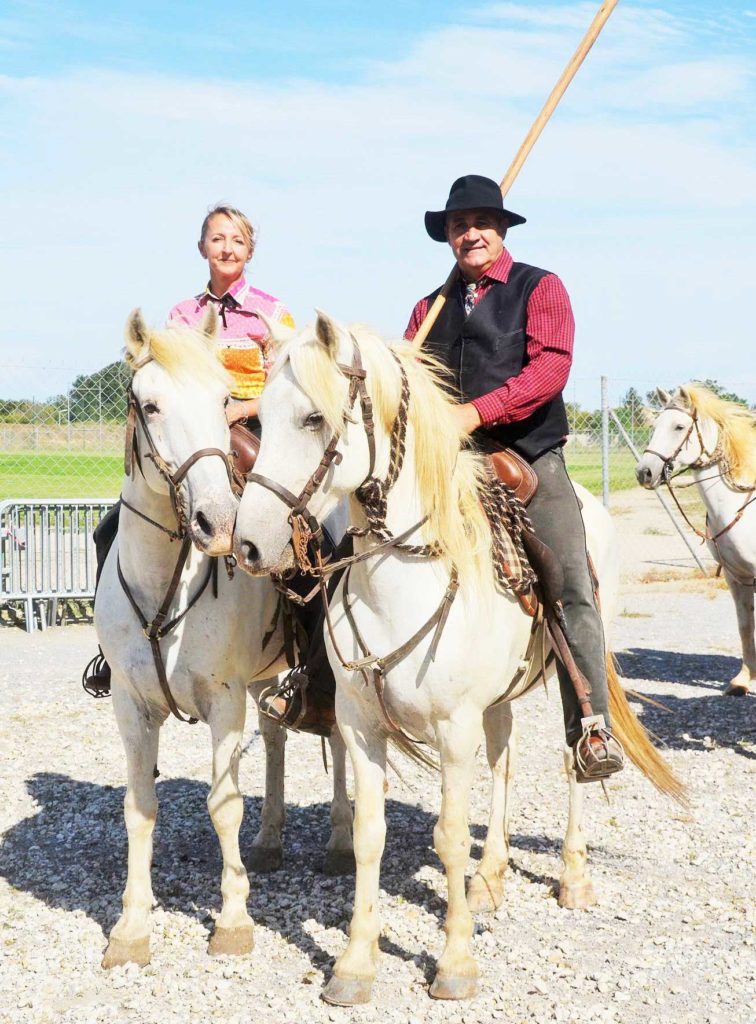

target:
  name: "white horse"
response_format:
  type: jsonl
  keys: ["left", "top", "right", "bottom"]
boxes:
{"left": 95, "top": 309, "right": 353, "bottom": 970}
{"left": 233, "top": 313, "right": 683, "bottom": 1005}
{"left": 636, "top": 384, "right": 756, "bottom": 696}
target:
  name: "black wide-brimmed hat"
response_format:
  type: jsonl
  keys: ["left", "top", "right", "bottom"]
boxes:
{"left": 425, "top": 174, "right": 526, "bottom": 242}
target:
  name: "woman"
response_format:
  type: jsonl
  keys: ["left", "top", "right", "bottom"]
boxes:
{"left": 84, "top": 204, "right": 294, "bottom": 697}
{"left": 169, "top": 204, "right": 295, "bottom": 431}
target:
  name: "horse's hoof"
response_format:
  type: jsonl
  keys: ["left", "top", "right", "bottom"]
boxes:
{"left": 322, "top": 974, "right": 373, "bottom": 1005}
{"left": 430, "top": 972, "right": 479, "bottom": 1000}
{"left": 322, "top": 849, "right": 356, "bottom": 876}
{"left": 101, "top": 936, "right": 150, "bottom": 969}
{"left": 208, "top": 925, "right": 254, "bottom": 957}
{"left": 558, "top": 878, "right": 596, "bottom": 910}
{"left": 466, "top": 873, "right": 503, "bottom": 913}
{"left": 247, "top": 846, "right": 283, "bottom": 873}
{"left": 724, "top": 683, "right": 750, "bottom": 697}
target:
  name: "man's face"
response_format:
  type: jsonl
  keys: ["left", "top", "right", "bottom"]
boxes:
{"left": 445, "top": 208, "right": 506, "bottom": 281}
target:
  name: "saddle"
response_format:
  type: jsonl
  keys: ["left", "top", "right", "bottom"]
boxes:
{"left": 229, "top": 421, "right": 260, "bottom": 493}
{"left": 488, "top": 448, "right": 538, "bottom": 506}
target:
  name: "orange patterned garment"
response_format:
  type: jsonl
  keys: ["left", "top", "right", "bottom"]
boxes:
{"left": 168, "top": 277, "right": 295, "bottom": 399}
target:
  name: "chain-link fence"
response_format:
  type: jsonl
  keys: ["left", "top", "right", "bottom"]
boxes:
{"left": 2, "top": 368, "right": 753, "bottom": 504}
{"left": 1, "top": 362, "right": 129, "bottom": 501}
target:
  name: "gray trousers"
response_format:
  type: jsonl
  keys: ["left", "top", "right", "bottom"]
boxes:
{"left": 526, "top": 447, "right": 610, "bottom": 744}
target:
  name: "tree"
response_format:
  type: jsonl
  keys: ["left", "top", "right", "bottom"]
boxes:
{"left": 68, "top": 361, "right": 131, "bottom": 422}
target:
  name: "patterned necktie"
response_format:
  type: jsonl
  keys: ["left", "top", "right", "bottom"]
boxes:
{"left": 216, "top": 293, "right": 239, "bottom": 329}
{"left": 463, "top": 281, "right": 478, "bottom": 317}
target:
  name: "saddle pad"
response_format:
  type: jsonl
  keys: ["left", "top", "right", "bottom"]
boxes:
{"left": 488, "top": 449, "right": 538, "bottom": 505}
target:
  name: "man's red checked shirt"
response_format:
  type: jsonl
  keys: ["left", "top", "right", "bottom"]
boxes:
{"left": 404, "top": 248, "right": 574, "bottom": 428}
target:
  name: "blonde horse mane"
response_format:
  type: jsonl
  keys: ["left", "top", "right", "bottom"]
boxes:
{"left": 124, "top": 321, "right": 231, "bottom": 391}
{"left": 277, "top": 321, "right": 496, "bottom": 590}
{"left": 678, "top": 383, "right": 756, "bottom": 485}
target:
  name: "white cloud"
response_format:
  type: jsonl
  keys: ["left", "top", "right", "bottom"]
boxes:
{"left": 0, "top": 3, "right": 754, "bottom": 403}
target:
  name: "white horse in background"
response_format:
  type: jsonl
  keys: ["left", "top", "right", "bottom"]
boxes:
{"left": 95, "top": 309, "right": 353, "bottom": 970}
{"left": 233, "top": 313, "right": 683, "bottom": 1005}
{"left": 637, "top": 384, "right": 756, "bottom": 696}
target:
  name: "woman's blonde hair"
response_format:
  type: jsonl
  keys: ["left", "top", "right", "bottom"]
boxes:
{"left": 200, "top": 204, "right": 256, "bottom": 258}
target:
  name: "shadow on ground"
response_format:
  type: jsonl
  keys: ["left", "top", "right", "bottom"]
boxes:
{"left": 616, "top": 648, "right": 755, "bottom": 760}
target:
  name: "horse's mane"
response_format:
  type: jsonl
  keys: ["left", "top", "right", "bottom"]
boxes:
{"left": 279, "top": 322, "right": 496, "bottom": 590}
{"left": 678, "top": 383, "right": 756, "bottom": 485}
{"left": 125, "top": 323, "right": 232, "bottom": 391}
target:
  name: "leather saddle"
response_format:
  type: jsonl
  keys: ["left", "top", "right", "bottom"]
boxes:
{"left": 229, "top": 421, "right": 260, "bottom": 493}
{"left": 488, "top": 448, "right": 538, "bottom": 506}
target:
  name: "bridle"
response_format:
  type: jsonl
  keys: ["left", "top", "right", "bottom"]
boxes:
{"left": 642, "top": 404, "right": 722, "bottom": 484}
{"left": 247, "top": 337, "right": 377, "bottom": 568}
{"left": 644, "top": 403, "right": 756, "bottom": 579}
{"left": 116, "top": 358, "right": 241, "bottom": 723}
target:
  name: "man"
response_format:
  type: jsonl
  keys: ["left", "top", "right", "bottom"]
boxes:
{"left": 405, "top": 174, "right": 622, "bottom": 782}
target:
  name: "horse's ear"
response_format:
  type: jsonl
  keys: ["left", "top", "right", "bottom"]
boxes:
{"left": 199, "top": 303, "right": 219, "bottom": 342}
{"left": 256, "top": 311, "right": 295, "bottom": 353}
{"left": 655, "top": 387, "right": 672, "bottom": 407}
{"left": 124, "top": 308, "right": 150, "bottom": 365}
{"left": 314, "top": 309, "right": 339, "bottom": 357}
{"left": 676, "top": 385, "right": 692, "bottom": 408}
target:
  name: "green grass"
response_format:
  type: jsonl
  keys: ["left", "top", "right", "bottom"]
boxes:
{"left": 0, "top": 452, "right": 121, "bottom": 500}
{"left": 1, "top": 446, "right": 640, "bottom": 501}
{"left": 565, "top": 447, "right": 639, "bottom": 495}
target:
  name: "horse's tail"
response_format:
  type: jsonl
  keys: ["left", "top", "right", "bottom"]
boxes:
{"left": 607, "top": 653, "right": 688, "bottom": 807}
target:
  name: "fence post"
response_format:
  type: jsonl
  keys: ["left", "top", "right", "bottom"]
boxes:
{"left": 601, "top": 376, "right": 609, "bottom": 508}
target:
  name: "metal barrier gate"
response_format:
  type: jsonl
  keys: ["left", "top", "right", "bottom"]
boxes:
{"left": 0, "top": 499, "right": 114, "bottom": 632}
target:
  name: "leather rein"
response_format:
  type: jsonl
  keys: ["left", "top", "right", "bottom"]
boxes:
{"left": 246, "top": 337, "right": 459, "bottom": 744}
{"left": 644, "top": 404, "right": 756, "bottom": 583}
{"left": 118, "top": 361, "right": 238, "bottom": 723}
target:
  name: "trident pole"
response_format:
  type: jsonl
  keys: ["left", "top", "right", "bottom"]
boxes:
{"left": 412, "top": 0, "right": 620, "bottom": 350}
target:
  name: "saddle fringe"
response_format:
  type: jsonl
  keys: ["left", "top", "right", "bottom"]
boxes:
{"left": 606, "top": 653, "right": 688, "bottom": 807}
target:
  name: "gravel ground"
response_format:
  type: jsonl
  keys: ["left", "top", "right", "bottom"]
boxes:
{"left": 1, "top": 492, "right": 755, "bottom": 1024}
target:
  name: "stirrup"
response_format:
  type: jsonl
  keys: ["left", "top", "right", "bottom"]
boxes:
{"left": 258, "top": 669, "right": 310, "bottom": 732}
{"left": 574, "top": 715, "right": 624, "bottom": 784}
{"left": 82, "top": 646, "right": 111, "bottom": 699}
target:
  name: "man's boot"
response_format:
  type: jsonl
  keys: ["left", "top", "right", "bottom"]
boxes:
{"left": 259, "top": 669, "right": 335, "bottom": 737}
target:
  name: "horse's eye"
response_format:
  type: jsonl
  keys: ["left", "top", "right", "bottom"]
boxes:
{"left": 675, "top": 424, "right": 685, "bottom": 431}
{"left": 223, "top": 396, "right": 230, "bottom": 408}
{"left": 143, "top": 401, "right": 160, "bottom": 416}
{"left": 304, "top": 412, "right": 325, "bottom": 431}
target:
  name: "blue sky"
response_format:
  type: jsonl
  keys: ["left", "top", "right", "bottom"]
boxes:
{"left": 1, "top": 1, "right": 754, "bottom": 406}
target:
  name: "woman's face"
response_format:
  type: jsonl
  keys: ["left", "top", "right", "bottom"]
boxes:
{"left": 198, "top": 214, "right": 252, "bottom": 284}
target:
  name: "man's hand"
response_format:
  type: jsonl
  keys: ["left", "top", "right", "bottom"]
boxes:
{"left": 453, "top": 402, "right": 482, "bottom": 435}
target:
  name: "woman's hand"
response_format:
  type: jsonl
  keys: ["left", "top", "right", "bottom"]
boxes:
{"left": 226, "top": 398, "right": 259, "bottom": 425}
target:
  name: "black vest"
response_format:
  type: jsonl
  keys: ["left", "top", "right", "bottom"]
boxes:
{"left": 422, "top": 262, "right": 569, "bottom": 461}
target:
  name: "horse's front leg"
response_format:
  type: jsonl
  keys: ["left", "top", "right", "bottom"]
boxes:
{"left": 467, "top": 701, "right": 516, "bottom": 913}
{"left": 431, "top": 715, "right": 481, "bottom": 1000}
{"left": 558, "top": 744, "right": 596, "bottom": 909}
{"left": 206, "top": 690, "right": 255, "bottom": 956}
{"left": 322, "top": 703, "right": 386, "bottom": 1007}
{"left": 723, "top": 573, "right": 756, "bottom": 696}
{"left": 103, "top": 683, "right": 163, "bottom": 969}
{"left": 323, "top": 726, "right": 355, "bottom": 875}
{"left": 248, "top": 697, "right": 286, "bottom": 872}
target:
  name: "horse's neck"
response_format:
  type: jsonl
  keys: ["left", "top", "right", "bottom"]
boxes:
{"left": 692, "top": 466, "right": 752, "bottom": 526}
{"left": 119, "top": 474, "right": 202, "bottom": 596}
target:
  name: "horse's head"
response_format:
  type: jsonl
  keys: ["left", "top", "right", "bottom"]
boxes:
{"left": 125, "top": 307, "right": 238, "bottom": 556}
{"left": 635, "top": 385, "right": 719, "bottom": 488}
{"left": 233, "top": 311, "right": 379, "bottom": 574}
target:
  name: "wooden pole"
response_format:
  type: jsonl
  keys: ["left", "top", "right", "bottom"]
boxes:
{"left": 411, "top": 0, "right": 620, "bottom": 350}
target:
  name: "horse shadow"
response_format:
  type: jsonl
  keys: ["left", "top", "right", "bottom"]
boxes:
{"left": 616, "top": 648, "right": 756, "bottom": 760}
{"left": 0, "top": 771, "right": 568, "bottom": 980}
